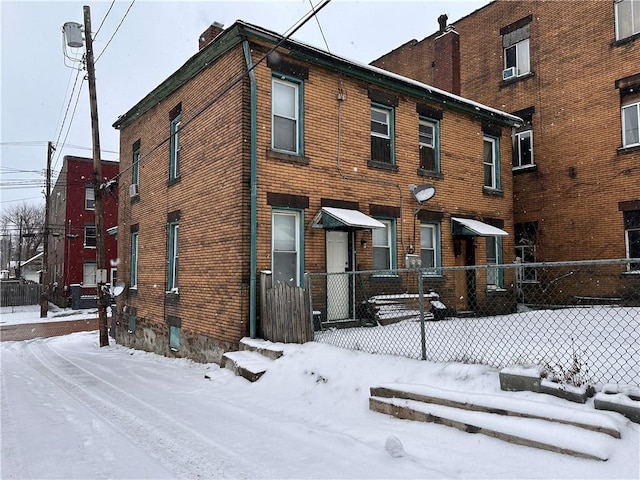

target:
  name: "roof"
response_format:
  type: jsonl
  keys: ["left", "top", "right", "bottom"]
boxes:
{"left": 113, "top": 20, "right": 522, "bottom": 131}
{"left": 451, "top": 217, "right": 508, "bottom": 237}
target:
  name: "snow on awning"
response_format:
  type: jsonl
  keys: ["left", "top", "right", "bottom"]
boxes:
{"left": 451, "top": 217, "right": 508, "bottom": 237}
{"left": 312, "top": 207, "right": 385, "bottom": 230}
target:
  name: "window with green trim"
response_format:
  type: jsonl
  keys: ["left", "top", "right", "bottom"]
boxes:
{"left": 419, "top": 118, "right": 440, "bottom": 172}
{"left": 486, "top": 236, "right": 504, "bottom": 288}
{"left": 132, "top": 143, "right": 140, "bottom": 185}
{"left": 272, "top": 76, "right": 303, "bottom": 155}
{"left": 272, "top": 209, "right": 302, "bottom": 286}
{"left": 167, "top": 221, "right": 179, "bottom": 292}
{"left": 169, "top": 114, "right": 181, "bottom": 181}
{"left": 130, "top": 230, "right": 138, "bottom": 288}
{"left": 372, "top": 218, "right": 396, "bottom": 270}
{"left": 420, "top": 223, "right": 441, "bottom": 275}
{"left": 371, "top": 104, "right": 394, "bottom": 164}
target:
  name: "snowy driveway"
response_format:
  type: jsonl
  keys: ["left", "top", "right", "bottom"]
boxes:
{"left": 1, "top": 332, "right": 638, "bottom": 479}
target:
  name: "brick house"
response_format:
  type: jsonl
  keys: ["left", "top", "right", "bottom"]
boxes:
{"left": 372, "top": 0, "right": 640, "bottom": 276}
{"left": 112, "top": 20, "right": 521, "bottom": 363}
{"left": 48, "top": 155, "right": 119, "bottom": 307}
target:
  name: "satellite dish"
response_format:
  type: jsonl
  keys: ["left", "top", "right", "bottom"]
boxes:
{"left": 110, "top": 282, "right": 126, "bottom": 297}
{"left": 409, "top": 184, "right": 436, "bottom": 203}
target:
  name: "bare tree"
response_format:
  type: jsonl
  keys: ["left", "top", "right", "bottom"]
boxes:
{"left": 0, "top": 202, "right": 45, "bottom": 269}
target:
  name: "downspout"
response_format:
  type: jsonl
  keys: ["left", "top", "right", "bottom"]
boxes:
{"left": 243, "top": 40, "right": 258, "bottom": 339}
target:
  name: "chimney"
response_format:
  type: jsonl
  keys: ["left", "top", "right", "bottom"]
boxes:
{"left": 433, "top": 15, "right": 460, "bottom": 95}
{"left": 199, "top": 21, "right": 225, "bottom": 50}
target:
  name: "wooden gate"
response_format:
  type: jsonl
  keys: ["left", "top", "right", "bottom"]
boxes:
{"left": 260, "top": 272, "right": 312, "bottom": 343}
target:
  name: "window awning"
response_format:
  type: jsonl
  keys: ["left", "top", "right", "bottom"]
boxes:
{"left": 451, "top": 217, "right": 508, "bottom": 237}
{"left": 312, "top": 207, "right": 385, "bottom": 230}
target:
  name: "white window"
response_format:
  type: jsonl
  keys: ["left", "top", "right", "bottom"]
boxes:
{"left": 486, "top": 236, "right": 503, "bottom": 288}
{"left": 84, "top": 225, "right": 96, "bottom": 248}
{"left": 83, "top": 262, "right": 97, "bottom": 287}
{"left": 513, "top": 130, "right": 534, "bottom": 168}
{"left": 622, "top": 101, "right": 640, "bottom": 147}
{"left": 371, "top": 105, "right": 394, "bottom": 164}
{"left": 504, "top": 38, "right": 530, "bottom": 77}
{"left": 616, "top": 0, "right": 640, "bottom": 40}
{"left": 272, "top": 78, "right": 300, "bottom": 154}
{"left": 272, "top": 210, "right": 300, "bottom": 286}
{"left": 420, "top": 223, "right": 440, "bottom": 275}
{"left": 483, "top": 136, "right": 500, "bottom": 190}
{"left": 167, "top": 222, "right": 179, "bottom": 291}
{"left": 372, "top": 219, "right": 394, "bottom": 270}
{"left": 131, "top": 230, "right": 138, "bottom": 288}
{"left": 419, "top": 119, "right": 439, "bottom": 172}
{"left": 85, "top": 186, "right": 95, "bottom": 210}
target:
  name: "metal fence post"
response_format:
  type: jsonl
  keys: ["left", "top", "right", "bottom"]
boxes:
{"left": 418, "top": 269, "right": 426, "bottom": 360}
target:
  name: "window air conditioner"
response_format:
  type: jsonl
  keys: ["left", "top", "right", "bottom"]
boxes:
{"left": 129, "top": 183, "right": 139, "bottom": 198}
{"left": 502, "top": 67, "right": 517, "bottom": 80}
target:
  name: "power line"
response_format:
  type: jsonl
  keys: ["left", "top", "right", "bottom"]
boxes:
{"left": 53, "top": 80, "right": 85, "bottom": 172}
{"left": 309, "top": 0, "right": 332, "bottom": 54}
{"left": 95, "top": 0, "right": 136, "bottom": 63}
{"left": 94, "top": 0, "right": 116, "bottom": 40}
{"left": 112, "top": 0, "right": 332, "bottom": 184}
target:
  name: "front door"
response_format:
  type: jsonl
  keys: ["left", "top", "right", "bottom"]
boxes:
{"left": 326, "top": 231, "right": 349, "bottom": 320}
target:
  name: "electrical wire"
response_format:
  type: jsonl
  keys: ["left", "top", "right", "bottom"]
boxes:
{"left": 111, "top": 0, "right": 332, "bottom": 184}
{"left": 53, "top": 80, "right": 85, "bottom": 172}
{"left": 309, "top": 0, "right": 331, "bottom": 54}
{"left": 94, "top": 0, "right": 116, "bottom": 41}
{"left": 95, "top": 0, "right": 136, "bottom": 64}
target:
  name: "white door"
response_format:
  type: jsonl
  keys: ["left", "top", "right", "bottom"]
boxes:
{"left": 326, "top": 231, "right": 349, "bottom": 320}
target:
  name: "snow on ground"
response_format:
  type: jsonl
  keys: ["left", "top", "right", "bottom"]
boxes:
{"left": 0, "top": 304, "right": 109, "bottom": 325}
{"left": 1, "top": 308, "right": 639, "bottom": 479}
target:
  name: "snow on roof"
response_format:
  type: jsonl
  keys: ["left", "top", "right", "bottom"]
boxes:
{"left": 314, "top": 207, "right": 386, "bottom": 229}
{"left": 451, "top": 217, "right": 508, "bottom": 236}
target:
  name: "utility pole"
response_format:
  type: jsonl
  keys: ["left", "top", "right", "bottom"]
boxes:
{"left": 41, "top": 142, "right": 53, "bottom": 318}
{"left": 83, "top": 5, "right": 109, "bottom": 347}
{"left": 16, "top": 216, "right": 23, "bottom": 281}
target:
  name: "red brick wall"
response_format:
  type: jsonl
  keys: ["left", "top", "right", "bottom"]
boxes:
{"left": 374, "top": 0, "right": 640, "bottom": 262}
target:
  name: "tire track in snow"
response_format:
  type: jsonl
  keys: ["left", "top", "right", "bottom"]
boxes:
{"left": 24, "top": 342, "right": 260, "bottom": 480}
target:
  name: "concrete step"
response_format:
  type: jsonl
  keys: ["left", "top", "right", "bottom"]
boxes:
{"left": 371, "top": 384, "right": 620, "bottom": 438}
{"left": 238, "top": 337, "right": 284, "bottom": 360}
{"left": 223, "top": 350, "right": 273, "bottom": 382}
{"left": 369, "top": 384, "right": 622, "bottom": 461}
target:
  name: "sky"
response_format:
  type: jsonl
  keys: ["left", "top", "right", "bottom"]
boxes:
{"left": 0, "top": 0, "right": 489, "bottom": 213}
{"left": 1, "top": 305, "right": 639, "bottom": 479}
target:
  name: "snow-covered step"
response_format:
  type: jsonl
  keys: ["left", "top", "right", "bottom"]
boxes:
{"left": 370, "top": 395, "right": 616, "bottom": 461}
{"left": 371, "top": 384, "right": 620, "bottom": 438}
{"left": 239, "top": 337, "right": 284, "bottom": 360}
{"left": 223, "top": 350, "right": 273, "bottom": 382}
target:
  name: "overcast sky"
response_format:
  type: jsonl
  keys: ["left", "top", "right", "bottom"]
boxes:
{"left": 0, "top": 0, "right": 487, "bottom": 212}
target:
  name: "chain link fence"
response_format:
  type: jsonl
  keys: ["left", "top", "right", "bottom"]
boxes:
{"left": 307, "top": 259, "right": 640, "bottom": 387}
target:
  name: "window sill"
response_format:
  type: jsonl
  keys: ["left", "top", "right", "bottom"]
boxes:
{"left": 421, "top": 274, "right": 445, "bottom": 281}
{"left": 617, "top": 144, "right": 640, "bottom": 155}
{"left": 612, "top": 32, "right": 640, "bottom": 47}
{"left": 370, "top": 273, "right": 401, "bottom": 283}
{"left": 128, "top": 287, "right": 137, "bottom": 296}
{"left": 512, "top": 164, "right": 537, "bottom": 175}
{"left": 500, "top": 71, "right": 535, "bottom": 87}
{"left": 417, "top": 168, "right": 443, "bottom": 179}
{"left": 516, "top": 280, "right": 540, "bottom": 285}
{"left": 130, "top": 194, "right": 140, "bottom": 203}
{"left": 482, "top": 187, "right": 504, "bottom": 197}
{"left": 621, "top": 270, "right": 640, "bottom": 277}
{"left": 486, "top": 286, "right": 508, "bottom": 294}
{"left": 267, "top": 148, "right": 309, "bottom": 165}
{"left": 84, "top": 246, "right": 97, "bottom": 249}
{"left": 367, "top": 160, "right": 398, "bottom": 172}
{"left": 167, "top": 176, "right": 181, "bottom": 187}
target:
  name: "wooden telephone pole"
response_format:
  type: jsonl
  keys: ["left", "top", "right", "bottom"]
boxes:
{"left": 83, "top": 5, "right": 109, "bottom": 347}
{"left": 40, "top": 141, "right": 53, "bottom": 318}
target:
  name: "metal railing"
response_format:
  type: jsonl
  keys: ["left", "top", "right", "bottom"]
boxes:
{"left": 306, "top": 259, "right": 640, "bottom": 387}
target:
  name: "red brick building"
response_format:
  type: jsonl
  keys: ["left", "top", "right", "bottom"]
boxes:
{"left": 48, "top": 156, "right": 119, "bottom": 307}
{"left": 113, "top": 20, "right": 522, "bottom": 363}
{"left": 373, "top": 0, "right": 640, "bottom": 272}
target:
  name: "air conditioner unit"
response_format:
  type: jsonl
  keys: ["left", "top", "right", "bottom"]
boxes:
{"left": 502, "top": 67, "right": 517, "bottom": 80}
{"left": 129, "top": 183, "right": 139, "bottom": 198}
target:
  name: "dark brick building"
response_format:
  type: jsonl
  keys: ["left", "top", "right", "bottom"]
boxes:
{"left": 373, "top": 0, "right": 640, "bottom": 272}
